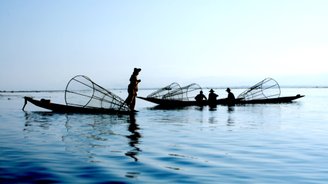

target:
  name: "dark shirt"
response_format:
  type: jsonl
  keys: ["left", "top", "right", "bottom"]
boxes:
{"left": 227, "top": 92, "right": 235, "bottom": 100}
{"left": 208, "top": 92, "right": 218, "bottom": 102}
{"left": 227, "top": 92, "right": 235, "bottom": 105}
{"left": 195, "top": 94, "right": 207, "bottom": 102}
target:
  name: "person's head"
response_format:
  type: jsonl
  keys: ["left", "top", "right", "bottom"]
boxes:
{"left": 226, "top": 88, "right": 231, "bottom": 92}
{"left": 200, "top": 90, "right": 203, "bottom": 94}
{"left": 133, "top": 68, "right": 141, "bottom": 75}
{"left": 209, "top": 89, "right": 214, "bottom": 93}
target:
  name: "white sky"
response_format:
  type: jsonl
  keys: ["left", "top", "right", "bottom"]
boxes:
{"left": 1, "top": 0, "right": 327, "bottom": 90}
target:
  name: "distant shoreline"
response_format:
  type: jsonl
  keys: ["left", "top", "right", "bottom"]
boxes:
{"left": 1, "top": 86, "right": 327, "bottom": 93}
{"left": 0, "top": 90, "right": 65, "bottom": 93}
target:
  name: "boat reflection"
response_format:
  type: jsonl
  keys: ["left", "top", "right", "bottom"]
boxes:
{"left": 23, "top": 112, "right": 142, "bottom": 162}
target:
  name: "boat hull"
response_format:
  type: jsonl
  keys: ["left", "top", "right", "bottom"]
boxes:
{"left": 138, "top": 95, "right": 304, "bottom": 107}
{"left": 23, "top": 97, "right": 133, "bottom": 115}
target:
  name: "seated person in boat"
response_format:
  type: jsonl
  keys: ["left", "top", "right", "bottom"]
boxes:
{"left": 195, "top": 90, "right": 207, "bottom": 104}
{"left": 226, "top": 88, "right": 235, "bottom": 105}
{"left": 208, "top": 89, "right": 218, "bottom": 106}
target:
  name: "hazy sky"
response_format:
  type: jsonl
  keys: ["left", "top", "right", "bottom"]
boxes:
{"left": 1, "top": 0, "right": 327, "bottom": 90}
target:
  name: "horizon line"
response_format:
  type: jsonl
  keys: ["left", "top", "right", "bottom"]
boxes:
{"left": 1, "top": 85, "right": 327, "bottom": 93}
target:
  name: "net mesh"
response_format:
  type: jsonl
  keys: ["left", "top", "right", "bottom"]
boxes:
{"left": 65, "top": 75, "right": 130, "bottom": 111}
{"left": 147, "top": 82, "right": 182, "bottom": 100}
{"left": 147, "top": 82, "right": 202, "bottom": 101}
{"left": 237, "top": 78, "right": 281, "bottom": 100}
{"left": 181, "top": 83, "right": 202, "bottom": 101}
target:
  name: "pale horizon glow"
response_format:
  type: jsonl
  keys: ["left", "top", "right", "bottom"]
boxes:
{"left": 1, "top": 0, "right": 327, "bottom": 90}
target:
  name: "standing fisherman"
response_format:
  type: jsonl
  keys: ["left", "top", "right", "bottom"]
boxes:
{"left": 125, "top": 68, "right": 141, "bottom": 111}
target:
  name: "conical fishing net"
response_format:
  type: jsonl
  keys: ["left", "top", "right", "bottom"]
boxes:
{"left": 147, "top": 82, "right": 202, "bottom": 101}
{"left": 65, "top": 75, "right": 130, "bottom": 111}
{"left": 147, "top": 82, "right": 183, "bottom": 100}
{"left": 237, "top": 78, "right": 281, "bottom": 100}
{"left": 180, "top": 83, "right": 202, "bottom": 101}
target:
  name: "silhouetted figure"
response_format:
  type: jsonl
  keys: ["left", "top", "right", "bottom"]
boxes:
{"left": 226, "top": 88, "right": 235, "bottom": 106}
{"left": 125, "top": 68, "right": 141, "bottom": 111}
{"left": 195, "top": 90, "right": 207, "bottom": 105}
{"left": 208, "top": 89, "right": 218, "bottom": 107}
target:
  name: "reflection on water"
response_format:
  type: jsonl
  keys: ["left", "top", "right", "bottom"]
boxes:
{"left": 227, "top": 106, "right": 235, "bottom": 127}
{"left": 23, "top": 112, "right": 142, "bottom": 163}
{"left": 227, "top": 106, "right": 235, "bottom": 113}
{"left": 24, "top": 112, "right": 54, "bottom": 131}
{"left": 125, "top": 114, "right": 142, "bottom": 161}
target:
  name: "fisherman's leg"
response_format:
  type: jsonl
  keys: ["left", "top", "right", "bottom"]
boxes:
{"left": 130, "top": 96, "right": 136, "bottom": 110}
{"left": 22, "top": 97, "right": 27, "bottom": 111}
{"left": 125, "top": 94, "right": 133, "bottom": 104}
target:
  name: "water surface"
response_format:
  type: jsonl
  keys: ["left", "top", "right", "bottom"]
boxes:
{"left": 1, "top": 88, "right": 328, "bottom": 183}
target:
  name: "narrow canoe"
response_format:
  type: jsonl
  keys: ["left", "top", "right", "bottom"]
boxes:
{"left": 138, "top": 94, "right": 304, "bottom": 107}
{"left": 23, "top": 96, "right": 134, "bottom": 115}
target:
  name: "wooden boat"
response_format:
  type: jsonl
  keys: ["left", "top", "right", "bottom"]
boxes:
{"left": 22, "top": 75, "right": 134, "bottom": 115}
{"left": 139, "top": 78, "right": 305, "bottom": 107}
{"left": 23, "top": 96, "right": 134, "bottom": 115}
{"left": 138, "top": 94, "right": 304, "bottom": 107}
{"left": 231, "top": 95, "right": 304, "bottom": 104}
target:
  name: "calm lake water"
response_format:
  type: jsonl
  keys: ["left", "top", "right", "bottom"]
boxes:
{"left": 1, "top": 88, "right": 328, "bottom": 183}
